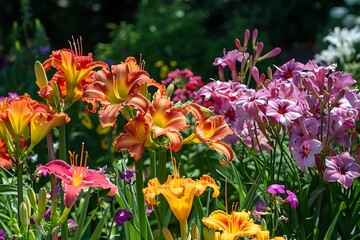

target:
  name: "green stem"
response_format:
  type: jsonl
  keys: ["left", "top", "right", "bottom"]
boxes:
{"left": 17, "top": 162, "right": 23, "bottom": 225}
{"left": 46, "top": 132, "right": 58, "bottom": 240}
{"left": 180, "top": 220, "right": 187, "bottom": 240}
{"left": 58, "top": 124, "right": 68, "bottom": 240}
{"left": 135, "top": 160, "right": 147, "bottom": 240}
{"left": 149, "top": 150, "right": 156, "bottom": 179}
{"left": 157, "top": 150, "right": 167, "bottom": 184}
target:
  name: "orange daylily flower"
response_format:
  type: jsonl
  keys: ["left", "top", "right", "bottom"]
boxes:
{"left": 202, "top": 210, "right": 261, "bottom": 239}
{"left": 40, "top": 39, "right": 107, "bottom": 110}
{"left": 0, "top": 138, "right": 11, "bottom": 169}
{"left": 183, "top": 103, "right": 234, "bottom": 165}
{"left": 83, "top": 56, "right": 165, "bottom": 127}
{"left": 147, "top": 92, "right": 189, "bottom": 151}
{"left": 0, "top": 94, "right": 35, "bottom": 141}
{"left": 0, "top": 94, "right": 69, "bottom": 160}
{"left": 114, "top": 113, "right": 159, "bottom": 161}
{"left": 36, "top": 148, "right": 117, "bottom": 209}
{"left": 143, "top": 172, "right": 219, "bottom": 225}
{"left": 29, "top": 103, "right": 69, "bottom": 151}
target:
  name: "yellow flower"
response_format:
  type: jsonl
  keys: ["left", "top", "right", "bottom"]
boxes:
{"left": 251, "top": 230, "right": 285, "bottom": 240}
{"left": 78, "top": 111, "right": 93, "bottom": 129}
{"left": 143, "top": 173, "right": 219, "bottom": 224}
{"left": 202, "top": 210, "right": 261, "bottom": 239}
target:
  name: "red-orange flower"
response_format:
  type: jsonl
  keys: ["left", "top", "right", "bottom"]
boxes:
{"left": 146, "top": 92, "right": 189, "bottom": 151}
{"left": 40, "top": 39, "right": 107, "bottom": 110}
{"left": 83, "top": 56, "right": 165, "bottom": 127}
{"left": 183, "top": 103, "right": 234, "bottom": 165}
{"left": 114, "top": 113, "right": 159, "bottom": 161}
{"left": 0, "top": 138, "right": 11, "bottom": 169}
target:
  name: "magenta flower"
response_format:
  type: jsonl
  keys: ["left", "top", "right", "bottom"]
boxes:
{"left": 266, "top": 99, "right": 302, "bottom": 126}
{"left": 213, "top": 49, "right": 248, "bottom": 72}
{"left": 114, "top": 209, "right": 133, "bottom": 226}
{"left": 285, "top": 190, "right": 299, "bottom": 208}
{"left": 324, "top": 152, "right": 360, "bottom": 189}
{"left": 273, "top": 58, "right": 304, "bottom": 84}
{"left": 266, "top": 184, "right": 285, "bottom": 195}
{"left": 290, "top": 135, "right": 322, "bottom": 171}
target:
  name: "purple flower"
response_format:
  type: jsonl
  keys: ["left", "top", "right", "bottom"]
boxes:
{"left": 114, "top": 209, "right": 133, "bottom": 226}
{"left": 120, "top": 170, "right": 136, "bottom": 184}
{"left": 266, "top": 184, "right": 286, "bottom": 195}
{"left": 324, "top": 152, "right": 360, "bottom": 189}
{"left": 266, "top": 99, "right": 302, "bottom": 126}
{"left": 68, "top": 218, "right": 77, "bottom": 232}
{"left": 252, "top": 200, "right": 269, "bottom": 222}
{"left": 44, "top": 206, "right": 52, "bottom": 219}
{"left": 255, "top": 200, "right": 267, "bottom": 212}
{"left": 290, "top": 135, "right": 322, "bottom": 172}
{"left": 0, "top": 229, "right": 4, "bottom": 240}
{"left": 285, "top": 190, "right": 299, "bottom": 208}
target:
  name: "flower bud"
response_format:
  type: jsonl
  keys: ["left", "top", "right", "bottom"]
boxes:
{"left": 13, "top": 223, "right": 20, "bottom": 234}
{"left": 51, "top": 82, "right": 61, "bottom": 110}
{"left": 34, "top": 61, "right": 48, "bottom": 88}
{"left": 27, "top": 188, "right": 38, "bottom": 212}
{"left": 37, "top": 187, "right": 47, "bottom": 222}
{"left": 19, "top": 202, "right": 29, "bottom": 228}
{"left": 162, "top": 227, "right": 174, "bottom": 240}
{"left": 190, "top": 223, "right": 200, "bottom": 240}
{"left": 24, "top": 195, "right": 32, "bottom": 217}
{"left": 261, "top": 218, "right": 267, "bottom": 230}
{"left": 29, "top": 229, "right": 36, "bottom": 240}
{"left": 165, "top": 83, "right": 174, "bottom": 98}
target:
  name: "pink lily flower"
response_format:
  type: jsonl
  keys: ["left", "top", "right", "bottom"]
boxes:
{"left": 37, "top": 150, "right": 117, "bottom": 209}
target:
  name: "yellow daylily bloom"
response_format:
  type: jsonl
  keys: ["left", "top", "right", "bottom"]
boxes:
{"left": 143, "top": 172, "right": 219, "bottom": 224}
{"left": 202, "top": 209, "right": 261, "bottom": 239}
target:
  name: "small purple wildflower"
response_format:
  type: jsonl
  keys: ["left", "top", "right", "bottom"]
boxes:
{"left": 266, "top": 184, "right": 286, "bottom": 195}
{"left": 114, "top": 209, "right": 133, "bottom": 226}
{"left": 0, "top": 229, "right": 4, "bottom": 240}
{"left": 68, "top": 219, "right": 77, "bottom": 232}
{"left": 285, "top": 190, "right": 299, "bottom": 209}
{"left": 44, "top": 206, "right": 52, "bottom": 219}
{"left": 120, "top": 170, "right": 136, "bottom": 184}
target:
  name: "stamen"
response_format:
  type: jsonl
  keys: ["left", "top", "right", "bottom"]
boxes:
{"left": 68, "top": 36, "right": 83, "bottom": 56}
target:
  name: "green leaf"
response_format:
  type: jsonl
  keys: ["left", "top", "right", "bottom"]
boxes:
{"left": 0, "top": 184, "right": 18, "bottom": 195}
{"left": 89, "top": 216, "right": 105, "bottom": 240}
{"left": 73, "top": 191, "right": 91, "bottom": 239}
{"left": 324, "top": 201, "right": 346, "bottom": 240}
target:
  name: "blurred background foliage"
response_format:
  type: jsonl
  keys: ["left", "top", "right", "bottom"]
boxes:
{"left": 1, "top": 0, "right": 345, "bottom": 83}
{"left": 0, "top": 0, "right": 350, "bottom": 165}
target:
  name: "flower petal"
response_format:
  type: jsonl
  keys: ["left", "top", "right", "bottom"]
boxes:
{"left": 36, "top": 160, "right": 73, "bottom": 184}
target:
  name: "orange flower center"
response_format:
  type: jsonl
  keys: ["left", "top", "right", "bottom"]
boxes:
{"left": 69, "top": 144, "right": 88, "bottom": 187}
